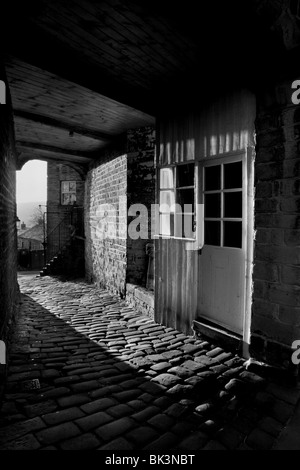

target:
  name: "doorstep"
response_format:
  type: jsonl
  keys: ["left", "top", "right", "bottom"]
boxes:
{"left": 193, "top": 318, "right": 244, "bottom": 355}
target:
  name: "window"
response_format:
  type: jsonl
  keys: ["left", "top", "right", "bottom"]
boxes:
{"left": 159, "top": 163, "right": 195, "bottom": 239}
{"left": 204, "top": 161, "right": 243, "bottom": 248}
{"left": 61, "top": 181, "right": 77, "bottom": 205}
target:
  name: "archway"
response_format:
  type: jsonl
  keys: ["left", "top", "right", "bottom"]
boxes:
{"left": 16, "top": 159, "right": 47, "bottom": 271}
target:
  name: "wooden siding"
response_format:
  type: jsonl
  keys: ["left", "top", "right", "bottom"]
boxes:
{"left": 155, "top": 238, "right": 198, "bottom": 335}
{"left": 158, "top": 90, "right": 256, "bottom": 166}
{"left": 155, "top": 90, "right": 256, "bottom": 335}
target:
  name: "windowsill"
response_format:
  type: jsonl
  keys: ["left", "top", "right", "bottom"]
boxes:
{"left": 156, "top": 235, "right": 196, "bottom": 241}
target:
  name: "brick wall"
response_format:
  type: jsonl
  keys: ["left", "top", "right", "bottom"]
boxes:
{"left": 85, "top": 127, "right": 155, "bottom": 297}
{"left": 0, "top": 66, "right": 19, "bottom": 343}
{"left": 251, "top": 80, "right": 300, "bottom": 370}
{"left": 85, "top": 150, "right": 128, "bottom": 297}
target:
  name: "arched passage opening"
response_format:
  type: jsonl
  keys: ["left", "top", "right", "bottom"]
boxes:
{"left": 16, "top": 159, "right": 47, "bottom": 271}
{"left": 16, "top": 158, "right": 86, "bottom": 277}
{"left": 44, "top": 160, "right": 86, "bottom": 278}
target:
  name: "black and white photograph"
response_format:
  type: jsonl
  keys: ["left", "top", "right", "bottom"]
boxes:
{"left": 0, "top": 0, "right": 300, "bottom": 456}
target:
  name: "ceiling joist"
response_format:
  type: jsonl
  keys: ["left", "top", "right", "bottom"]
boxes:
{"left": 17, "top": 141, "right": 93, "bottom": 162}
{"left": 14, "top": 110, "right": 113, "bottom": 142}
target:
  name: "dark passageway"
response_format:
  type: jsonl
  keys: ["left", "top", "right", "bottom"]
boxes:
{"left": 1, "top": 0, "right": 300, "bottom": 454}
{"left": 0, "top": 274, "right": 299, "bottom": 450}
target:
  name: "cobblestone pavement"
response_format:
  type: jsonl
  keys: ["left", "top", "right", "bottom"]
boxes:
{"left": 0, "top": 274, "right": 300, "bottom": 451}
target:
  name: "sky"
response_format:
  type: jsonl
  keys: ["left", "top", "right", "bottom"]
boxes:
{"left": 16, "top": 160, "right": 47, "bottom": 203}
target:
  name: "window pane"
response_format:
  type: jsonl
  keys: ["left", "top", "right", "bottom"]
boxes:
{"left": 70, "top": 193, "right": 77, "bottom": 204}
{"left": 205, "top": 193, "right": 221, "bottom": 218}
{"left": 177, "top": 163, "right": 194, "bottom": 187}
{"left": 224, "top": 221, "right": 242, "bottom": 248}
{"left": 160, "top": 168, "right": 174, "bottom": 189}
{"left": 62, "top": 182, "right": 69, "bottom": 192}
{"left": 224, "top": 191, "right": 242, "bottom": 218}
{"left": 205, "top": 165, "right": 221, "bottom": 191}
{"left": 175, "top": 213, "right": 195, "bottom": 238}
{"left": 160, "top": 213, "right": 174, "bottom": 236}
{"left": 62, "top": 194, "right": 70, "bottom": 205}
{"left": 160, "top": 190, "right": 175, "bottom": 208}
{"left": 205, "top": 221, "right": 221, "bottom": 246}
{"left": 177, "top": 188, "right": 194, "bottom": 213}
{"left": 224, "top": 161, "right": 242, "bottom": 189}
{"left": 69, "top": 181, "right": 76, "bottom": 192}
{"left": 184, "top": 213, "right": 195, "bottom": 238}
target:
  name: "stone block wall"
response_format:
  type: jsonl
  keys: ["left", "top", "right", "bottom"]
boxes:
{"left": 84, "top": 127, "right": 155, "bottom": 297}
{"left": 0, "top": 66, "right": 19, "bottom": 343}
{"left": 251, "top": 80, "right": 300, "bottom": 370}
{"left": 127, "top": 127, "right": 156, "bottom": 286}
{"left": 85, "top": 150, "right": 128, "bottom": 297}
{"left": 126, "top": 283, "right": 154, "bottom": 319}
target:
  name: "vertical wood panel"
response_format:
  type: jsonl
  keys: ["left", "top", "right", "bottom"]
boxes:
{"left": 158, "top": 89, "right": 256, "bottom": 165}
{"left": 156, "top": 238, "right": 198, "bottom": 335}
{"left": 155, "top": 89, "right": 256, "bottom": 335}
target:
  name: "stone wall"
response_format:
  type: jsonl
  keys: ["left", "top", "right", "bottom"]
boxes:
{"left": 84, "top": 127, "right": 155, "bottom": 297}
{"left": 0, "top": 66, "right": 19, "bottom": 343}
{"left": 127, "top": 127, "right": 156, "bottom": 286}
{"left": 251, "top": 80, "right": 300, "bottom": 371}
{"left": 126, "top": 283, "right": 154, "bottom": 319}
{"left": 85, "top": 150, "right": 128, "bottom": 297}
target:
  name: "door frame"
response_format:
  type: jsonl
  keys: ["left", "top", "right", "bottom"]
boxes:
{"left": 197, "top": 148, "right": 255, "bottom": 356}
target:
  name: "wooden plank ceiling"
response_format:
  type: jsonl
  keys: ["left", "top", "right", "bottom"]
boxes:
{"left": 3, "top": 0, "right": 286, "bottom": 167}
{"left": 6, "top": 56, "right": 154, "bottom": 166}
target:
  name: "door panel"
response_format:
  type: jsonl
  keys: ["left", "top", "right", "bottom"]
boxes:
{"left": 198, "top": 154, "right": 246, "bottom": 335}
{"left": 199, "top": 248, "right": 244, "bottom": 333}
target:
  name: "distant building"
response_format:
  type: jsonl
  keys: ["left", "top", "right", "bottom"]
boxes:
{"left": 17, "top": 224, "right": 44, "bottom": 251}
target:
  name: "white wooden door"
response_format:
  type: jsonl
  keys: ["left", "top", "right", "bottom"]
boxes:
{"left": 198, "top": 153, "right": 247, "bottom": 335}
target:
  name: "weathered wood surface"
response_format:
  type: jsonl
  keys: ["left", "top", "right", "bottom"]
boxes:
{"left": 14, "top": 110, "right": 113, "bottom": 142}
{"left": 158, "top": 90, "right": 256, "bottom": 166}
{"left": 5, "top": 56, "right": 154, "bottom": 165}
{"left": 6, "top": 58, "right": 153, "bottom": 134}
{"left": 155, "top": 238, "right": 198, "bottom": 335}
{"left": 15, "top": 118, "right": 105, "bottom": 153}
{"left": 155, "top": 90, "right": 256, "bottom": 334}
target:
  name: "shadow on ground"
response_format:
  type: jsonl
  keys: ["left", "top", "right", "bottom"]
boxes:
{"left": 0, "top": 275, "right": 299, "bottom": 450}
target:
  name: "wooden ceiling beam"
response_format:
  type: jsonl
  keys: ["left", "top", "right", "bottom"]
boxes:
{"left": 17, "top": 141, "right": 95, "bottom": 161}
{"left": 14, "top": 110, "right": 113, "bottom": 142}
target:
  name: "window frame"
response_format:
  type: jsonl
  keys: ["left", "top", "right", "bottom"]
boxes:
{"left": 158, "top": 162, "right": 197, "bottom": 240}
{"left": 201, "top": 154, "right": 246, "bottom": 250}
{"left": 61, "top": 180, "right": 77, "bottom": 206}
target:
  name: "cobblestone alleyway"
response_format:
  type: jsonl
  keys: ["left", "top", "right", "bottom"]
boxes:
{"left": 0, "top": 274, "right": 300, "bottom": 451}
